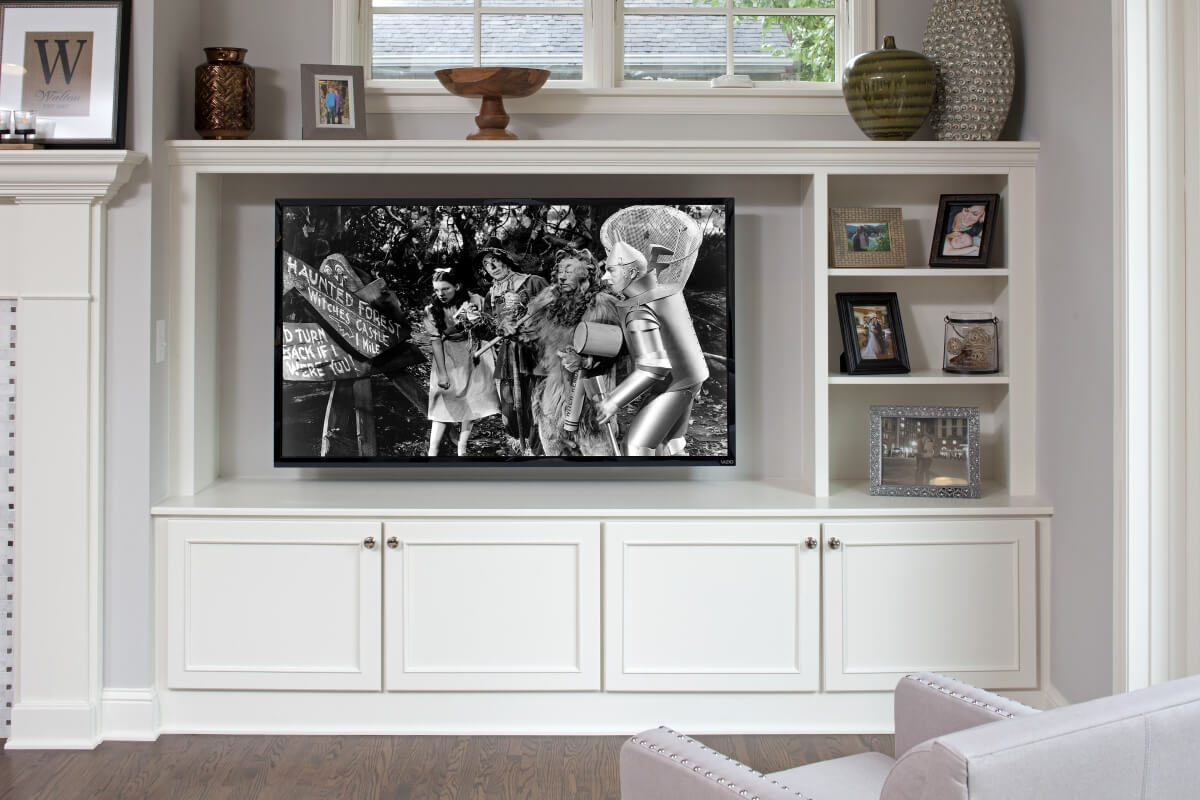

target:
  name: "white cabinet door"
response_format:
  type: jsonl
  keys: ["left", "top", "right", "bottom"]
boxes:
{"left": 164, "top": 518, "right": 382, "bottom": 690}
{"left": 605, "top": 520, "right": 821, "bottom": 691}
{"left": 383, "top": 520, "right": 601, "bottom": 691}
{"left": 822, "top": 518, "right": 1038, "bottom": 691}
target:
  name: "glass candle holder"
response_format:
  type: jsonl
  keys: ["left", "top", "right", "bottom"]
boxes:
{"left": 0, "top": 109, "right": 11, "bottom": 136}
{"left": 943, "top": 311, "right": 999, "bottom": 374}
{"left": 13, "top": 110, "right": 36, "bottom": 140}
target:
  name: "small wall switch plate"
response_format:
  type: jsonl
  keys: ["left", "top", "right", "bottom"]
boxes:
{"left": 155, "top": 319, "right": 167, "bottom": 363}
{"left": 710, "top": 74, "right": 753, "bottom": 88}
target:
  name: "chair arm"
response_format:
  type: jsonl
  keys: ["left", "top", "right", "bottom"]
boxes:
{"left": 893, "top": 673, "right": 1039, "bottom": 758}
{"left": 620, "top": 726, "right": 817, "bottom": 800}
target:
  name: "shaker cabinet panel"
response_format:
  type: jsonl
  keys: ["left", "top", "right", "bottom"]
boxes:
{"left": 164, "top": 518, "right": 383, "bottom": 690}
{"left": 604, "top": 520, "right": 821, "bottom": 692}
{"left": 383, "top": 520, "right": 601, "bottom": 691}
{"left": 822, "top": 518, "right": 1037, "bottom": 691}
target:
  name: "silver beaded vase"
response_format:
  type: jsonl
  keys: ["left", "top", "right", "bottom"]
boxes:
{"left": 922, "top": 0, "right": 1015, "bottom": 141}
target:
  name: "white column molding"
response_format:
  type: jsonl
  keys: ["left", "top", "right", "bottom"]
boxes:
{"left": 0, "top": 150, "right": 145, "bottom": 749}
{"left": 1112, "top": 0, "right": 1193, "bottom": 693}
{"left": 1187, "top": 0, "right": 1200, "bottom": 679}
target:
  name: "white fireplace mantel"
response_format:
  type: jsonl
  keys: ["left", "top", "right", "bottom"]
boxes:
{"left": 0, "top": 149, "right": 145, "bottom": 749}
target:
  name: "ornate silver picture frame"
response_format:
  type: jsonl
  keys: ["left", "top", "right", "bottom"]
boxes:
{"left": 869, "top": 405, "right": 981, "bottom": 498}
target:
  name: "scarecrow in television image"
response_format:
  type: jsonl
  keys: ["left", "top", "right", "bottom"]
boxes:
{"left": 578, "top": 205, "right": 710, "bottom": 457}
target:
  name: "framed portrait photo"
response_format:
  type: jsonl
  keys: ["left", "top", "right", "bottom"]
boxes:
{"left": 869, "top": 405, "right": 981, "bottom": 498}
{"left": 300, "top": 63, "right": 366, "bottom": 140}
{"left": 835, "top": 292, "right": 910, "bottom": 375}
{"left": 929, "top": 193, "right": 999, "bottom": 267}
{"left": 0, "top": 0, "right": 131, "bottom": 147}
{"left": 829, "top": 207, "right": 908, "bottom": 268}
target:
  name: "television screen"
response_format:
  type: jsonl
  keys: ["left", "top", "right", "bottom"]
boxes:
{"left": 275, "top": 198, "right": 734, "bottom": 465}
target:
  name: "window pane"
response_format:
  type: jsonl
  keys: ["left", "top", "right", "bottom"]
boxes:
{"left": 624, "top": 15, "right": 726, "bottom": 81}
{"left": 373, "top": 14, "right": 474, "bottom": 79}
{"left": 733, "top": 14, "right": 834, "bottom": 82}
{"left": 624, "top": 0, "right": 700, "bottom": 7}
{"left": 483, "top": 0, "right": 582, "bottom": 6}
{"left": 481, "top": 15, "right": 583, "bottom": 80}
{"left": 374, "top": 0, "right": 472, "bottom": 7}
{"left": 733, "top": 0, "right": 834, "bottom": 8}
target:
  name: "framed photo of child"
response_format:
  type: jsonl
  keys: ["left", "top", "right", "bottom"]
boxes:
{"left": 300, "top": 64, "right": 366, "bottom": 140}
{"left": 929, "top": 194, "right": 999, "bottom": 268}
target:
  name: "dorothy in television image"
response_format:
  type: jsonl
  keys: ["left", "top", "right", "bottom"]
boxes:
{"left": 275, "top": 200, "right": 733, "bottom": 463}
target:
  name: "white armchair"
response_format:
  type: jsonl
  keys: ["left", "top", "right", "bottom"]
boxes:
{"left": 619, "top": 671, "right": 1200, "bottom": 800}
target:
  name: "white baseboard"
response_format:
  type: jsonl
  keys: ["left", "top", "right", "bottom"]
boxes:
{"left": 1041, "top": 681, "right": 1072, "bottom": 708}
{"left": 6, "top": 702, "right": 100, "bottom": 749}
{"left": 155, "top": 689, "right": 897, "bottom": 736}
{"left": 101, "top": 688, "right": 161, "bottom": 741}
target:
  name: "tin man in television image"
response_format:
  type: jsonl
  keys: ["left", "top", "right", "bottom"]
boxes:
{"left": 580, "top": 205, "right": 709, "bottom": 456}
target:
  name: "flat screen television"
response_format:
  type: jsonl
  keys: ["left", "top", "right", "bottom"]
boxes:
{"left": 275, "top": 198, "right": 734, "bottom": 465}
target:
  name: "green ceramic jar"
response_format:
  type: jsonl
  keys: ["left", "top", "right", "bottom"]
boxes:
{"left": 842, "top": 36, "right": 935, "bottom": 141}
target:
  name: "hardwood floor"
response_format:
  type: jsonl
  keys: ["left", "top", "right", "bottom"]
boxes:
{"left": 0, "top": 734, "right": 892, "bottom": 799}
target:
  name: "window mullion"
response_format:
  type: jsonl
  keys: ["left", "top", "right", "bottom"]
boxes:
{"left": 603, "top": 0, "right": 618, "bottom": 89}
{"left": 475, "top": 0, "right": 482, "bottom": 67}
{"left": 725, "top": 0, "right": 734, "bottom": 77}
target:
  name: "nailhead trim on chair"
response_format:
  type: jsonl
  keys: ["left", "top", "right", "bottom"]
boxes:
{"left": 627, "top": 726, "right": 816, "bottom": 800}
{"left": 907, "top": 675, "right": 1019, "bottom": 718}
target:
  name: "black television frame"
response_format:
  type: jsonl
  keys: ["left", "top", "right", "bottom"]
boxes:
{"left": 274, "top": 197, "right": 735, "bottom": 467}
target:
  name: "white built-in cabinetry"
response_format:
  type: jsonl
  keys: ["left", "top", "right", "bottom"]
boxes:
{"left": 152, "top": 141, "right": 1049, "bottom": 736}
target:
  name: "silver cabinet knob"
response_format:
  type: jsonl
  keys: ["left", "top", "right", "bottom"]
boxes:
{"left": 363, "top": 536, "right": 376, "bottom": 550}
{"left": 386, "top": 536, "right": 399, "bottom": 549}
{"left": 805, "top": 536, "right": 819, "bottom": 549}
{"left": 827, "top": 537, "right": 842, "bottom": 550}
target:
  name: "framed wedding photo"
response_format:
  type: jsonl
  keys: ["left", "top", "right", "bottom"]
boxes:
{"left": 300, "top": 63, "right": 366, "bottom": 140}
{"left": 929, "top": 193, "right": 999, "bottom": 268}
{"left": 0, "top": 0, "right": 131, "bottom": 147}
{"left": 835, "top": 292, "right": 910, "bottom": 375}
{"left": 829, "top": 207, "right": 908, "bottom": 268}
{"left": 869, "top": 405, "right": 981, "bottom": 498}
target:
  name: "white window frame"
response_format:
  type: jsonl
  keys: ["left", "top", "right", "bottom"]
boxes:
{"left": 333, "top": 0, "right": 874, "bottom": 115}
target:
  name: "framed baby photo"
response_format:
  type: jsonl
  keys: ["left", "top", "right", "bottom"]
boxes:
{"left": 300, "top": 64, "right": 366, "bottom": 140}
{"left": 835, "top": 292, "right": 911, "bottom": 375}
{"left": 929, "top": 194, "right": 999, "bottom": 267}
{"left": 829, "top": 207, "right": 908, "bottom": 268}
{"left": 869, "top": 405, "right": 981, "bottom": 498}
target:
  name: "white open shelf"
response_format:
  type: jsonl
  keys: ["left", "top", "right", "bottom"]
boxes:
{"left": 151, "top": 477, "right": 1050, "bottom": 518}
{"left": 828, "top": 371, "right": 1011, "bottom": 385}
{"left": 827, "top": 267, "right": 1011, "bottom": 277}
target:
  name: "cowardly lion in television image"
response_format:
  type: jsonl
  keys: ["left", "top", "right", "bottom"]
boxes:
{"left": 575, "top": 205, "right": 712, "bottom": 457}
{"left": 520, "top": 248, "right": 622, "bottom": 456}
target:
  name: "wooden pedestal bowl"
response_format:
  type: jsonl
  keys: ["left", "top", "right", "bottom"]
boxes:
{"left": 435, "top": 67, "right": 551, "bottom": 140}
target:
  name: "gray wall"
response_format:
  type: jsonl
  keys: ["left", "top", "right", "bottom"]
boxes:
{"left": 102, "top": 0, "right": 153, "bottom": 692}
{"left": 105, "top": 0, "right": 1116, "bottom": 705}
{"left": 1010, "top": 0, "right": 1115, "bottom": 702}
{"left": 105, "top": 0, "right": 199, "bottom": 691}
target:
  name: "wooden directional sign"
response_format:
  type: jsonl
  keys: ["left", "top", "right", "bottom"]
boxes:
{"left": 281, "top": 323, "right": 371, "bottom": 382}
{"left": 282, "top": 253, "right": 404, "bottom": 359}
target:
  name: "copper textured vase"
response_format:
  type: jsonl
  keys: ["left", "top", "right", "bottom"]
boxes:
{"left": 842, "top": 36, "right": 935, "bottom": 141}
{"left": 195, "top": 47, "right": 255, "bottom": 139}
